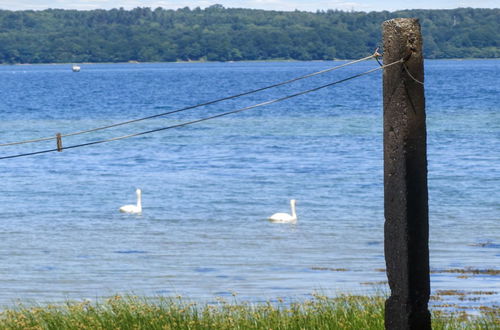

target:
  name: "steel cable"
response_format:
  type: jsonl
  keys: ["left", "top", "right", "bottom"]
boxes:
{"left": 0, "top": 58, "right": 403, "bottom": 161}
{"left": 0, "top": 52, "right": 380, "bottom": 147}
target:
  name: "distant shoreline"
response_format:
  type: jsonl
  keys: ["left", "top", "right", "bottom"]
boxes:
{"left": 2, "top": 58, "right": 499, "bottom": 66}
{"left": 1, "top": 8, "right": 497, "bottom": 63}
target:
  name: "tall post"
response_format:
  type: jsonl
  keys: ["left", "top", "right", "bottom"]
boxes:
{"left": 383, "top": 18, "right": 431, "bottom": 329}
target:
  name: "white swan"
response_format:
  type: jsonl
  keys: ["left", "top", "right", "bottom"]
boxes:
{"left": 119, "top": 188, "right": 142, "bottom": 214}
{"left": 268, "top": 199, "right": 297, "bottom": 223}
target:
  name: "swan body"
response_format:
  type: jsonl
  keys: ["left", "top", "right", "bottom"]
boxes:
{"left": 119, "top": 188, "right": 142, "bottom": 214}
{"left": 269, "top": 199, "right": 297, "bottom": 223}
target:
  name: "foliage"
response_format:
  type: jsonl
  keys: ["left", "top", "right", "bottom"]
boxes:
{"left": 0, "top": 6, "right": 498, "bottom": 63}
{"left": 0, "top": 294, "right": 498, "bottom": 329}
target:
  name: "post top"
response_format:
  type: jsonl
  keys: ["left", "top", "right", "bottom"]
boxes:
{"left": 383, "top": 18, "right": 420, "bottom": 29}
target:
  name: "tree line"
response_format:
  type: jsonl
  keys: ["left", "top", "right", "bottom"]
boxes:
{"left": 0, "top": 5, "right": 498, "bottom": 64}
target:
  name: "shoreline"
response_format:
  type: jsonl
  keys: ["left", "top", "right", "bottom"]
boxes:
{"left": 2, "top": 57, "right": 499, "bottom": 67}
{"left": 1, "top": 294, "right": 497, "bottom": 329}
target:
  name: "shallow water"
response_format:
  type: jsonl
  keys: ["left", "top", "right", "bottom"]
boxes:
{"left": 0, "top": 60, "right": 498, "bottom": 308}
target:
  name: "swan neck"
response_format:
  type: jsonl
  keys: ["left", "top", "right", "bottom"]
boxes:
{"left": 290, "top": 200, "right": 296, "bottom": 218}
{"left": 137, "top": 191, "right": 142, "bottom": 208}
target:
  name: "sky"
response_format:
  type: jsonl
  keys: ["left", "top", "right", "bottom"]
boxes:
{"left": 0, "top": 0, "right": 498, "bottom": 12}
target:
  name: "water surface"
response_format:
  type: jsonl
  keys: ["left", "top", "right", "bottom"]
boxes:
{"left": 0, "top": 60, "right": 498, "bottom": 308}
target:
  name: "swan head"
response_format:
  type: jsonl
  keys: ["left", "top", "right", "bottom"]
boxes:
{"left": 136, "top": 188, "right": 142, "bottom": 196}
{"left": 290, "top": 199, "right": 296, "bottom": 206}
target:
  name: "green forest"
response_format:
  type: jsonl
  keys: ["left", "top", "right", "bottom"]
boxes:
{"left": 0, "top": 5, "right": 498, "bottom": 64}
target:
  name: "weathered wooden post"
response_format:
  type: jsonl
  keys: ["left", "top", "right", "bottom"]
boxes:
{"left": 383, "top": 18, "right": 431, "bottom": 329}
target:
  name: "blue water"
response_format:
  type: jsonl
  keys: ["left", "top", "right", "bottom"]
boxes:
{"left": 0, "top": 60, "right": 498, "bottom": 308}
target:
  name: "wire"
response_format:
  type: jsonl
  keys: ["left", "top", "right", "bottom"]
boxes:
{"left": 0, "top": 58, "right": 403, "bottom": 160}
{"left": 0, "top": 52, "right": 380, "bottom": 147}
{"left": 403, "top": 63, "right": 424, "bottom": 85}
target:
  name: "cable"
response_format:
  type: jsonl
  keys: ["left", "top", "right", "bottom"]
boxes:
{"left": 403, "top": 63, "right": 424, "bottom": 85}
{"left": 0, "top": 58, "right": 403, "bottom": 160}
{"left": 0, "top": 52, "right": 380, "bottom": 147}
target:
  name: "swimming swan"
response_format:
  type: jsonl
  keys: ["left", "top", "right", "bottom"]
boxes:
{"left": 119, "top": 188, "right": 142, "bottom": 214}
{"left": 268, "top": 199, "right": 297, "bottom": 223}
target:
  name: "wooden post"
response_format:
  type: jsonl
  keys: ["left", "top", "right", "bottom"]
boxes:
{"left": 383, "top": 18, "right": 431, "bottom": 329}
{"left": 56, "top": 133, "right": 63, "bottom": 152}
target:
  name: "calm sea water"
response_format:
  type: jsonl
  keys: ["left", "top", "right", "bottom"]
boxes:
{"left": 0, "top": 60, "right": 498, "bottom": 308}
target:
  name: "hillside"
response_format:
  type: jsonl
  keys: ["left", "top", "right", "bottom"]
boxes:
{"left": 0, "top": 5, "right": 498, "bottom": 63}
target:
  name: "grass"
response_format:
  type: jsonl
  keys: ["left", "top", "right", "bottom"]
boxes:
{"left": 0, "top": 294, "right": 498, "bottom": 330}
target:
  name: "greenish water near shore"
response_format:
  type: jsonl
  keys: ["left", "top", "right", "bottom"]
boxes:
{"left": 1, "top": 295, "right": 498, "bottom": 330}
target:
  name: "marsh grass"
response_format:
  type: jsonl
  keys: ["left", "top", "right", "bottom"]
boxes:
{"left": 0, "top": 294, "right": 497, "bottom": 330}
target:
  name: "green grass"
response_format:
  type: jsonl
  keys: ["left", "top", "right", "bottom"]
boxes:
{"left": 0, "top": 294, "right": 498, "bottom": 329}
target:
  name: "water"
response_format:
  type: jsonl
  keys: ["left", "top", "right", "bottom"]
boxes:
{"left": 0, "top": 60, "right": 498, "bottom": 309}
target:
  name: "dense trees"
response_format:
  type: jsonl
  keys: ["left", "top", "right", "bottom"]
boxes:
{"left": 0, "top": 6, "right": 498, "bottom": 64}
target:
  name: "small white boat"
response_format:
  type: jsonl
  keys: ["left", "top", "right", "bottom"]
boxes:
{"left": 72, "top": 65, "right": 81, "bottom": 72}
